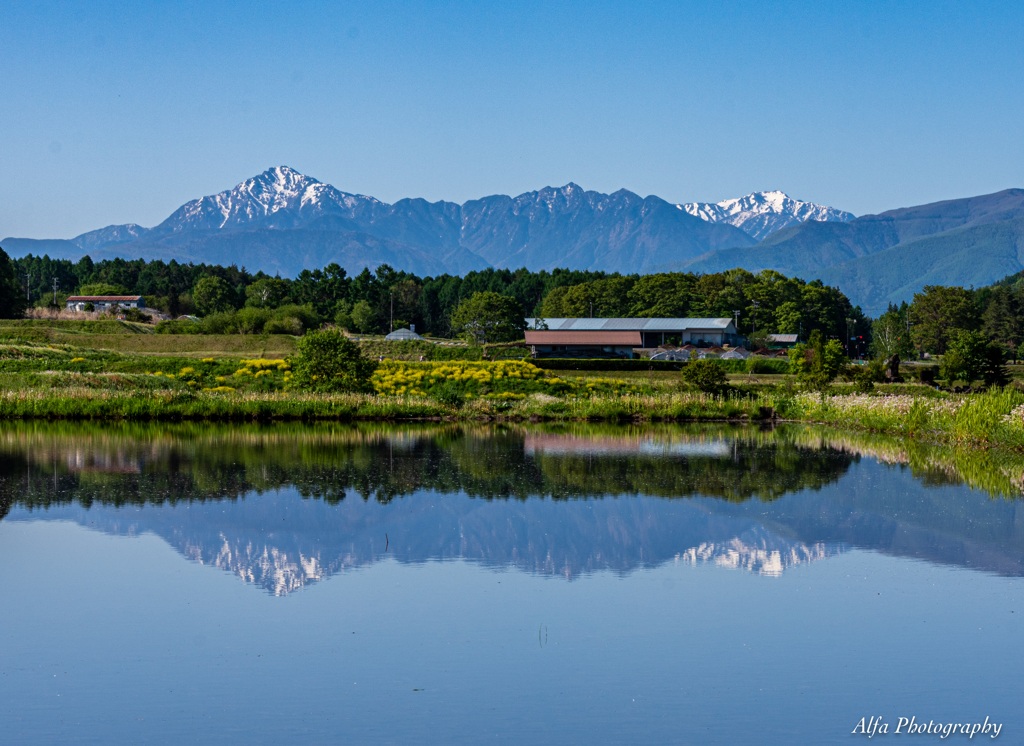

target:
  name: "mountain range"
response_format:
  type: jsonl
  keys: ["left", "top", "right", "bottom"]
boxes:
{"left": 1, "top": 166, "right": 757, "bottom": 278}
{"left": 1, "top": 166, "right": 840, "bottom": 280}
{"left": 4, "top": 166, "right": 1023, "bottom": 310}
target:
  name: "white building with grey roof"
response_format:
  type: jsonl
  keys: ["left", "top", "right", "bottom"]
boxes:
{"left": 524, "top": 317, "right": 738, "bottom": 358}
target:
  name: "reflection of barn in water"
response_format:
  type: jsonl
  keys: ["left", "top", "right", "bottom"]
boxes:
{"left": 524, "top": 433, "right": 731, "bottom": 458}
{"left": 63, "top": 450, "right": 142, "bottom": 474}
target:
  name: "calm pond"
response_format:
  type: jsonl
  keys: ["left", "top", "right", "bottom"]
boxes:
{"left": 1, "top": 423, "right": 1021, "bottom": 744}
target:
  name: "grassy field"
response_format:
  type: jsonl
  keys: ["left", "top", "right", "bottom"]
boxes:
{"left": 0, "top": 320, "right": 298, "bottom": 357}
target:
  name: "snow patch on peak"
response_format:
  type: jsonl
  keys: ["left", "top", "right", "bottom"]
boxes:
{"left": 680, "top": 191, "right": 854, "bottom": 241}
{"left": 152, "top": 166, "right": 381, "bottom": 235}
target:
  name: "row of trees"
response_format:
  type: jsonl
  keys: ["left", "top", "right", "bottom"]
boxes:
{"left": 870, "top": 277, "right": 1024, "bottom": 363}
{"left": 8, "top": 252, "right": 614, "bottom": 335}
{"left": 539, "top": 268, "right": 867, "bottom": 343}
{"left": 3, "top": 251, "right": 867, "bottom": 343}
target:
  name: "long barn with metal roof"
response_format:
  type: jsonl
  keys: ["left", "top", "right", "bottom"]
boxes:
{"left": 524, "top": 317, "right": 738, "bottom": 359}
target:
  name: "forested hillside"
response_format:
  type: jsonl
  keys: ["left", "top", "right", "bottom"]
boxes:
{"left": 662, "top": 189, "right": 1024, "bottom": 310}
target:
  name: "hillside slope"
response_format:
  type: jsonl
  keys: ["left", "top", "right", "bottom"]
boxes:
{"left": 815, "top": 216, "right": 1024, "bottom": 312}
{"left": 645, "top": 189, "right": 1024, "bottom": 308}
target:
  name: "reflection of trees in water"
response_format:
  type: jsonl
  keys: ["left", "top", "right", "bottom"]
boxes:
{"left": 530, "top": 439, "right": 851, "bottom": 502}
{"left": 1, "top": 421, "right": 1022, "bottom": 518}
{"left": 791, "top": 427, "right": 1024, "bottom": 498}
{"left": 0, "top": 423, "right": 855, "bottom": 513}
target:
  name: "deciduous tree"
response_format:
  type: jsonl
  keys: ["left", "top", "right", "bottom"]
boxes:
{"left": 450, "top": 291, "right": 525, "bottom": 345}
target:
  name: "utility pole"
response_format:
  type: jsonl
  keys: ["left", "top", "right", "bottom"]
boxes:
{"left": 51, "top": 277, "right": 59, "bottom": 307}
{"left": 24, "top": 272, "right": 31, "bottom": 302}
{"left": 751, "top": 301, "right": 759, "bottom": 334}
{"left": 733, "top": 310, "right": 741, "bottom": 346}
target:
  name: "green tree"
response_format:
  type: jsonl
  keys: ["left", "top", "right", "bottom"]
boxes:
{"left": 193, "top": 275, "right": 234, "bottom": 316}
{"left": 911, "top": 285, "right": 979, "bottom": 354}
{"left": 350, "top": 300, "right": 375, "bottom": 333}
{"left": 539, "top": 285, "right": 570, "bottom": 317}
{"left": 940, "top": 330, "right": 988, "bottom": 384}
{"left": 869, "top": 309, "right": 916, "bottom": 360}
{"left": 688, "top": 269, "right": 752, "bottom": 319}
{"left": 554, "top": 277, "right": 635, "bottom": 317}
{"left": 773, "top": 301, "right": 803, "bottom": 334}
{"left": 450, "top": 291, "right": 526, "bottom": 344}
{"left": 390, "top": 279, "right": 423, "bottom": 331}
{"left": 939, "top": 330, "right": 1007, "bottom": 386}
{"left": 334, "top": 300, "right": 354, "bottom": 330}
{"left": 77, "top": 282, "right": 129, "bottom": 296}
{"left": 981, "top": 342, "right": 1010, "bottom": 388}
{"left": 289, "top": 328, "right": 377, "bottom": 393}
{"left": 789, "top": 330, "right": 845, "bottom": 390}
{"left": 0, "top": 247, "right": 26, "bottom": 318}
{"left": 291, "top": 264, "right": 350, "bottom": 319}
{"left": 245, "top": 278, "right": 290, "bottom": 309}
{"left": 747, "top": 329, "right": 773, "bottom": 351}
{"left": 981, "top": 285, "right": 1024, "bottom": 361}
{"left": 627, "top": 273, "right": 693, "bottom": 317}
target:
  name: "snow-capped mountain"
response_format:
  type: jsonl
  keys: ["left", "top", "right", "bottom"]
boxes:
{"left": 150, "top": 165, "right": 383, "bottom": 235}
{"left": 2, "top": 167, "right": 757, "bottom": 276}
{"left": 680, "top": 191, "right": 854, "bottom": 241}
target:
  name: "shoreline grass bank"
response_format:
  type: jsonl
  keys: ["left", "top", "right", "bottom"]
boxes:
{"left": 3, "top": 387, "right": 1024, "bottom": 457}
{"left": 0, "top": 388, "right": 779, "bottom": 423}
{"left": 3, "top": 335, "right": 1024, "bottom": 453}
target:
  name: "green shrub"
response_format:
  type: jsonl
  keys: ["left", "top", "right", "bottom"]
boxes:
{"left": 432, "top": 382, "right": 465, "bottom": 409}
{"left": 789, "top": 330, "right": 845, "bottom": 391}
{"left": 290, "top": 328, "right": 377, "bottom": 393}
{"left": 273, "top": 304, "right": 319, "bottom": 334}
{"left": 681, "top": 359, "right": 729, "bottom": 394}
{"left": 904, "top": 364, "right": 939, "bottom": 384}
{"left": 851, "top": 359, "right": 885, "bottom": 393}
{"left": 235, "top": 307, "right": 273, "bottom": 334}
{"left": 264, "top": 317, "right": 301, "bottom": 335}
{"left": 746, "top": 357, "right": 786, "bottom": 374}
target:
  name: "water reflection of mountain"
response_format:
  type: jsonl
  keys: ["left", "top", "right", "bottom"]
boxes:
{"left": 1, "top": 424, "right": 1023, "bottom": 593}
{"left": 12, "top": 490, "right": 845, "bottom": 594}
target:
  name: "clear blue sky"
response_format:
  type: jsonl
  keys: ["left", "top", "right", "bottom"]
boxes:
{"left": 2, "top": 0, "right": 1023, "bottom": 239}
